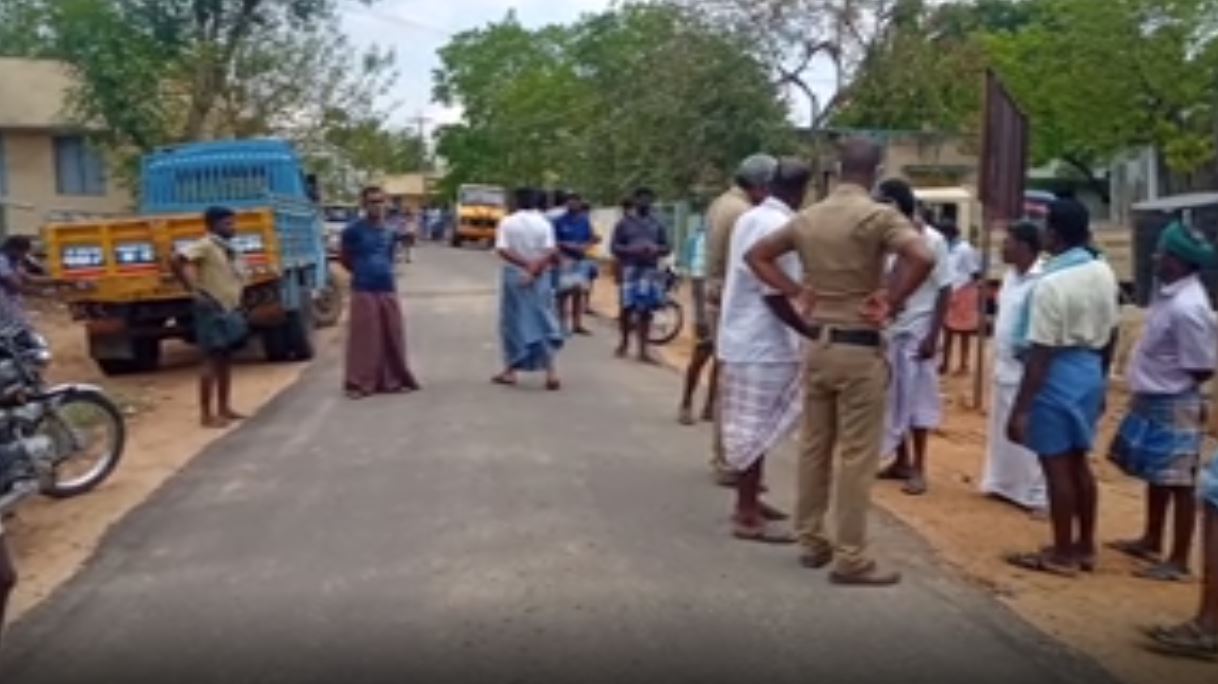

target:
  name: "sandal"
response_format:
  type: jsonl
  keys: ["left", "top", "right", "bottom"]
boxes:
{"left": 1005, "top": 550, "right": 1078, "bottom": 578}
{"left": 901, "top": 474, "right": 928, "bottom": 496}
{"left": 1143, "top": 621, "right": 1218, "bottom": 661}
{"left": 1106, "top": 539, "right": 1161, "bottom": 563}
{"left": 830, "top": 561, "right": 902, "bottom": 586}
{"left": 798, "top": 545, "right": 834, "bottom": 570}
{"left": 759, "top": 501, "right": 789, "bottom": 522}
{"left": 732, "top": 522, "right": 797, "bottom": 545}
{"left": 1134, "top": 562, "right": 1191, "bottom": 583}
{"left": 545, "top": 379, "right": 562, "bottom": 392}
{"left": 491, "top": 374, "right": 517, "bottom": 386}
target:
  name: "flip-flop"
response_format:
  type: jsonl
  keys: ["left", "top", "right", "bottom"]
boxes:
{"left": 546, "top": 379, "right": 562, "bottom": 392}
{"left": 901, "top": 476, "right": 928, "bottom": 496}
{"left": 1106, "top": 539, "right": 1161, "bottom": 563}
{"left": 732, "top": 523, "right": 797, "bottom": 545}
{"left": 1005, "top": 550, "right": 1079, "bottom": 578}
{"left": 799, "top": 546, "right": 834, "bottom": 570}
{"left": 1134, "top": 562, "right": 1191, "bottom": 583}
{"left": 759, "top": 501, "right": 789, "bottom": 522}
{"left": 1142, "top": 622, "right": 1218, "bottom": 662}
{"left": 491, "top": 375, "right": 517, "bottom": 386}
{"left": 877, "top": 466, "right": 913, "bottom": 481}
{"left": 830, "top": 561, "right": 902, "bottom": 586}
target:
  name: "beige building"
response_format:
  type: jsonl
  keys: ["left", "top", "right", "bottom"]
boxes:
{"left": 0, "top": 58, "right": 132, "bottom": 236}
{"left": 380, "top": 172, "right": 443, "bottom": 214}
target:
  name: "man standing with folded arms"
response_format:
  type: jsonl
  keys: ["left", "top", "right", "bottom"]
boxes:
{"left": 746, "top": 139, "right": 934, "bottom": 586}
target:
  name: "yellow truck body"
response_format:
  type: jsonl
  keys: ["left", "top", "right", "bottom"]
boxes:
{"left": 452, "top": 184, "right": 507, "bottom": 246}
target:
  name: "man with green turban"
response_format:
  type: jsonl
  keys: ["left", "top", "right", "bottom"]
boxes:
{"left": 1109, "top": 220, "right": 1218, "bottom": 583}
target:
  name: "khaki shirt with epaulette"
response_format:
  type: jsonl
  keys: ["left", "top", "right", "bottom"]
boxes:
{"left": 783, "top": 184, "right": 920, "bottom": 328}
{"left": 705, "top": 187, "right": 751, "bottom": 296}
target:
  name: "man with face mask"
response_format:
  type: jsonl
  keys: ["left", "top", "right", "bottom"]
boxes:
{"left": 611, "top": 187, "right": 671, "bottom": 364}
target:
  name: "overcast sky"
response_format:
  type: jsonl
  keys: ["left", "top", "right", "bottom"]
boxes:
{"left": 340, "top": 0, "right": 615, "bottom": 135}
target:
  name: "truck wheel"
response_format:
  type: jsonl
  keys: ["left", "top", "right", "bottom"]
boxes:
{"left": 285, "top": 307, "right": 316, "bottom": 361}
{"left": 93, "top": 337, "right": 160, "bottom": 376}
{"left": 132, "top": 337, "right": 161, "bottom": 372}
{"left": 312, "top": 281, "right": 343, "bottom": 328}
{"left": 262, "top": 325, "right": 291, "bottom": 363}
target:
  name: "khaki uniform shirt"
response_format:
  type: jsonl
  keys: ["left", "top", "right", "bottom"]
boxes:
{"left": 785, "top": 184, "right": 920, "bottom": 327}
{"left": 184, "top": 236, "right": 246, "bottom": 311}
{"left": 704, "top": 187, "right": 752, "bottom": 298}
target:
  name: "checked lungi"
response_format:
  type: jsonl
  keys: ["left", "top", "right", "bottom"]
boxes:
{"left": 719, "top": 362, "right": 803, "bottom": 472}
{"left": 1109, "top": 391, "right": 1205, "bottom": 487}
{"left": 620, "top": 264, "right": 665, "bottom": 313}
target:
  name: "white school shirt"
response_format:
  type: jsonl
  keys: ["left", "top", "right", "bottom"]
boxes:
{"left": 717, "top": 197, "right": 802, "bottom": 364}
{"left": 495, "top": 210, "right": 555, "bottom": 263}
{"left": 947, "top": 240, "right": 981, "bottom": 290}
{"left": 1027, "top": 258, "right": 1119, "bottom": 350}
{"left": 888, "top": 226, "right": 952, "bottom": 338}
{"left": 993, "top": 263, "right": 1042, "bottom": 385}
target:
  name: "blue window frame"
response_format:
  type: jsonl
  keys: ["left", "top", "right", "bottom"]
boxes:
{"left": 54, "top": 135, "right": 107, "bottom": 197}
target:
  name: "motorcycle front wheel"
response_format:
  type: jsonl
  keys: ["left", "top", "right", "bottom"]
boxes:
{"left": 36, "top": 390, "right": 126, "bottom": 499}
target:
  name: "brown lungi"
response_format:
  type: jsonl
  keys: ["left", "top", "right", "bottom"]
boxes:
{"left": 345, "top": 291, "right": 419, "bottom": 394}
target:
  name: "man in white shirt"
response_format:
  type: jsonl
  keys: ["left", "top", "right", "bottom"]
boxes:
{"left": 492, "top": 187, "right": 563, "bottom": 391}
{"left": 716, "top": 159, "right": 811, "bottom": 543}
{"left": 940, "top": 220, "right": 983, "bottom": 375}
{"left": 981, "top": 221, "right": 1046, "bottom": 514}
{"left": 874, "top": 179, "right": 952, "bottom": 496}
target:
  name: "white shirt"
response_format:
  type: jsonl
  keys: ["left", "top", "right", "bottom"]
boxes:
{"left": 1127, "top": 274, "right": 1218, "bottom": 395}
{"left": 1027, "top": 257, "right": 1119, "bottom": 349}
{"left": 947, "top": 240, "right": 981, "bottom": 290}
{"left": 496, "top": 210, "right": 555, "bottom": 263}
{"left": 993, "top": 263, "right": 1042, "bottom": 385}
{"left": 888, "top": 226, "right": 952, "bottom": 338}
{"left": 717, "top": 197, "right": 802, "bottom": 364}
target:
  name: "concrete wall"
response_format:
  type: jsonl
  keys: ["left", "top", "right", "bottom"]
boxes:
{"left": 0, "top": 130, "right": 132, "bottom": 236}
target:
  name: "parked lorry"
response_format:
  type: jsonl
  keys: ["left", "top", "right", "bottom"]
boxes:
{"left": 42, "top": 139, "right": 341, "bottom": 375}
{"left": 451, "top": 183, "right": 507, "bottom": 247}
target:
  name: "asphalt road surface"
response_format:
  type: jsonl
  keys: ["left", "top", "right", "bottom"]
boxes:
{"left": 2, "top": 245, "right": 1117, "bottom": 684}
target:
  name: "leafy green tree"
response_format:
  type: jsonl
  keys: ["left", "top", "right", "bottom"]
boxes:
{"left": 433, "top": 3, "right": 794, "bottom": 202}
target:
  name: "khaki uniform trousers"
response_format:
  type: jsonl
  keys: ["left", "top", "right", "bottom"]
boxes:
{"left": 706, "top": 301, "right": 731, "bottom": 478}
{"left": 795, "top": 338, "right": 888, "bottom": 574}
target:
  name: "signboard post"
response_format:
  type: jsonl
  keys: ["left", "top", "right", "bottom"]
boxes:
{"left": 974, "top": 70, "right": 1030, "bottom": 410}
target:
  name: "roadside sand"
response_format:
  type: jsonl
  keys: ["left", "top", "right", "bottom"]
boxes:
{"left": 589, "top": 279, "right": 1215, "bottom": 684}
{"left": 5, "top": 300, "right": 341, "bottom": 620}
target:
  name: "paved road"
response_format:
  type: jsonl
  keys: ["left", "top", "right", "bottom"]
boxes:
{"left": 2, "top": 246, "right": 1116, "bottom": 684}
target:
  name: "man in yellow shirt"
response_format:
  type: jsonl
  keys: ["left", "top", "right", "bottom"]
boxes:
{"left": 174, "top": 207, "right": 249, "bottom": 429}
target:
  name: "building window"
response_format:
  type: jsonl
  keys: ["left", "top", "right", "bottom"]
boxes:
{"left": 54, "top": 135, "right": 107, "bottom": 197}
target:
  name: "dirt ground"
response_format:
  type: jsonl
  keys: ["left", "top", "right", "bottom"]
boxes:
{"left": 588, "top": 277, "right": 1215, "bottom": 684}
{"left": 4, "top": 298, "right": 341, "bottom": 620}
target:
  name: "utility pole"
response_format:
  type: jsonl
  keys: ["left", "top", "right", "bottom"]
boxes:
{"left": 409, "top": 112, "right": 432, "bottom": 170}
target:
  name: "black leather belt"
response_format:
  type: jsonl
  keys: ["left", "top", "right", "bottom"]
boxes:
{"left": 809, "top": 326, "right": 882, "bottom": 347}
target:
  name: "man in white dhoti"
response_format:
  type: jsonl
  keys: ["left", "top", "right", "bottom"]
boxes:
{"left": 717, "top": 159, "right": 812, "bottom": 543}
{"left": 981, "top": 221, "right": 1046, "bottom": 514}
{"left": 875, "top": 179, "right": 952, "bottom": 496}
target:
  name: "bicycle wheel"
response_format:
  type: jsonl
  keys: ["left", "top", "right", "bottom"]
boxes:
{"left": 648, "top": 299, "right": 684, "bottom": 346}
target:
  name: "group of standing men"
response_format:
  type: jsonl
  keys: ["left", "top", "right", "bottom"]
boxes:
{"left": 680, "top": 137, "right": 1218, "bottom": 655}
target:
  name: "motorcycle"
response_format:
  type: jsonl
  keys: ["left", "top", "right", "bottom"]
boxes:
{"left": 646, "top": 265, "right": 685, "bottom": 347}
{"left": 0, "top": 327, "right": 125, "bottom": 515}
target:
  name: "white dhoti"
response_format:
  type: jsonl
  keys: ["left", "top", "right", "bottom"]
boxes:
{"left": 982, "top": 381, "right": 1047, "bottom": 509}
{"left": 883, "top": 326, "right": 943, "bottom": 457}
{"left": 719, "top": 362, "right": 803, "bottom": 472}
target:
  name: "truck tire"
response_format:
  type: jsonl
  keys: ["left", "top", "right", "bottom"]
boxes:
{"left": 312, "top": 281, "right": 343, "bottom": 328}
{"left": 93, "top": 337, "right": 160, "bottom": 376}
{"left": 261, "top": 325, "right": 291, "bottom": 363}
{"left": 285, "top": 306, "right": 315, "bottom": 361}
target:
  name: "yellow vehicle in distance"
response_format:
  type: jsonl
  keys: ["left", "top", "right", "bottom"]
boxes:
{"left": 451, "top": 184, "right": 507, "bottom": 248}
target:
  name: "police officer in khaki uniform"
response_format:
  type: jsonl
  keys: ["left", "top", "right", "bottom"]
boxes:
{"left": 702, "top": 154, "right": 778, "bottom": 485}
{"left": 746, "top": 139, "right": 935, "bottom": 586}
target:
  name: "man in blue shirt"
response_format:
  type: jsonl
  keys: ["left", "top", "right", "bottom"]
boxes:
{"left": 340, "top": 186, "right": 421, "bottom": 399}
{"left": 552, "top": 193, "right": 599, "bottom": 335}
{"left": 611, "top": 187, "right": 671, "bottom": 363}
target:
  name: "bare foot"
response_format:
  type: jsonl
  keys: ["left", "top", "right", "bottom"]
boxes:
{"left": 201, "top": 416, "right": 229, "bottom": 429}
{"left": 638, "top": 353, "right": 660, "bottom": 366}
{"left": 678, "top": 406, "right": 696, "bottom": 426}
{"left": 220, "top": 410, "right": 247, "bottom": 422}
